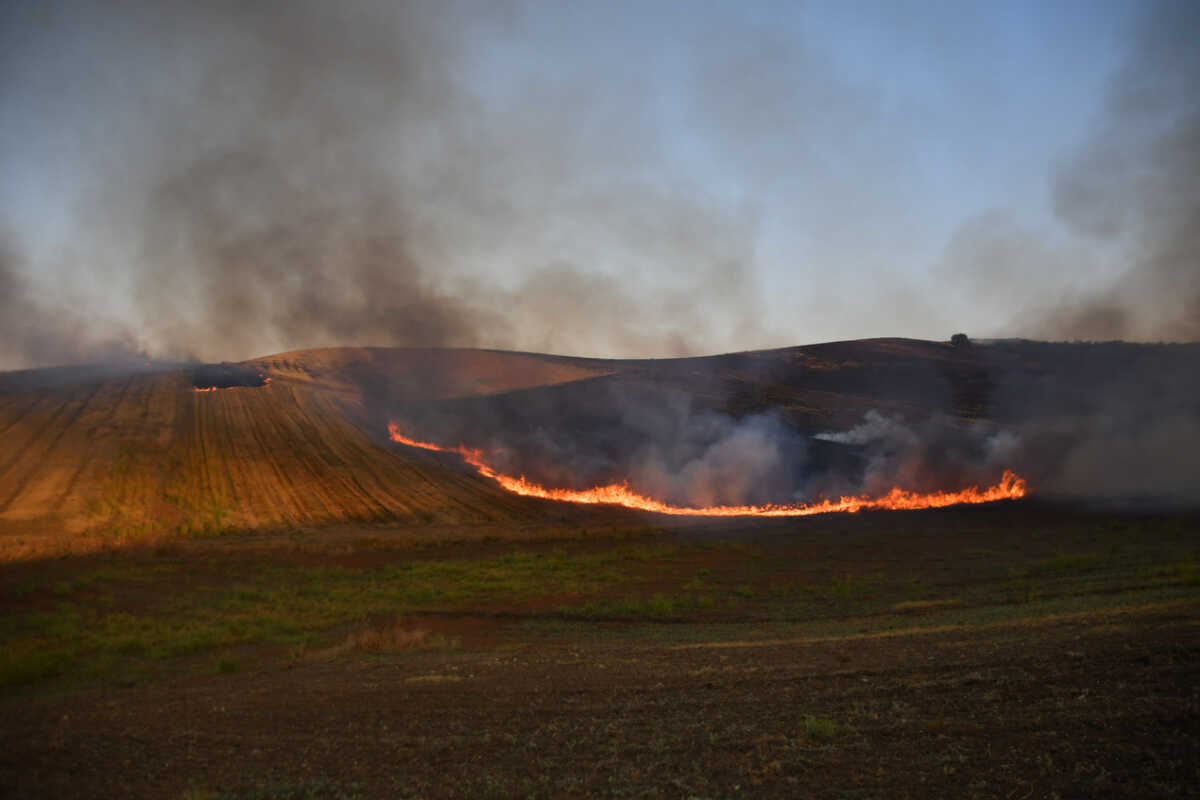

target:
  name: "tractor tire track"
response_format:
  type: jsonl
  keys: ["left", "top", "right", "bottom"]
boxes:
{"left": 0, "top": 393, "right": 46, "bottom": 440}
{"left": 0, "top": 381, "right": 105, "bottom": 512}
{"left": 57, "top": 375, "right": 137, "bottom": 509}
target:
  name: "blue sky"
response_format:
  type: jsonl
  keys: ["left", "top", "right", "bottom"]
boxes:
{"left": 2, "top": 0, "right": 1190, "bottom": 368}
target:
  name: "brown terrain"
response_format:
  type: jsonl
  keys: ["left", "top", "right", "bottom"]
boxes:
{"left": 1, "top": 339, "right": 1197, "bottom": 798}
{"left": 0, "top": 348, "right": 611, "bottom": 558}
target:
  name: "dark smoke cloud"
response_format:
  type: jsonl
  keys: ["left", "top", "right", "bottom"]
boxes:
{"left": 1028, "top": 1, "right": 1197, "bottom": 342}
{"left": 0, "top": 0, "right": 770, "bottom": 369}
{"left": 107, "top": 0, "right": 508, "bottom": 360}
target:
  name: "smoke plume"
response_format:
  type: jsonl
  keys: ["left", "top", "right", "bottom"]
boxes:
{"left": 0, "top": 234, "right": 143, "bottom": 367}
{"left": 941, "top": 1, "right": 1199, "bottom": 343}
{"left": 1037, "top": 0, "right": 1199, "bottom": 341}
{"left": 0, "top": 0, "right": 770, "bottom": 369}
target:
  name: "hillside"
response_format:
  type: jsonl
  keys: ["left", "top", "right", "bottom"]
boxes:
{"left": 0, "top": 349, "right": 611, "bottom": 558}
{"left": 1, "top": 338, "right": 1197, "bottom": 556}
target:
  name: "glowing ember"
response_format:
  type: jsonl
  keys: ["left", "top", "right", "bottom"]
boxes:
{"left": 387, "top": 421, "right": 1027, "bottom": 517}
{"left": 192, "top": 376, "right": 272, "bottom": 392}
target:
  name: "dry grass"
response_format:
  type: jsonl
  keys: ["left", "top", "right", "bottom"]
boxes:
{"left": 0, "top": 364, "right": 544, "bottom": 562}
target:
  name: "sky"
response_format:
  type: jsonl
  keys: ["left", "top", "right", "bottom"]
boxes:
{"left": 0, "top": 0, "right": 1196, "bottom": 369}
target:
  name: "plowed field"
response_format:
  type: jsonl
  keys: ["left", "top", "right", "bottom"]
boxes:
{"left": 0, "top": 348, "right": 611, "bottom": 559}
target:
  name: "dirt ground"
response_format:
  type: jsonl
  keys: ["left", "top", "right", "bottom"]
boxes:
{"left": 2, "top": 505, "right": 1199, "bottom": 799}
{"left": 3, "top": 603, "right": 1197, "bottom": 799}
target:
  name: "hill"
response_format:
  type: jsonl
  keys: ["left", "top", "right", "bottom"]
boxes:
{"left": 0, "top": 349, "right": 612, "bottom": 557}
{"left": 1, "top": 338, "right": 1197, "bottom": 556}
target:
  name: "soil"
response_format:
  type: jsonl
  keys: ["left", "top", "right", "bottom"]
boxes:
{"left": 3, "top": 601, "right": 1196, "bottom": 799}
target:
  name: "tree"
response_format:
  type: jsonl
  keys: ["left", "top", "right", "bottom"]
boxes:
{"left": 950, "top": 333, "right": 970, "bottom": 347}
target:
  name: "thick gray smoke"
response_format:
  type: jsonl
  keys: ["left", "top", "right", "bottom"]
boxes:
{"left": 404, "top": 378, "right": 811, "bottom": 508}
{"left": 812, "top": 407, "right": 1200, "bottom": 506}
{"left": 941, "top": 1, "right": 1199, "bottom": 343}
{"left": 815, "top": 340, "right": 1200, "bottom": 506}
{"left": 0, "top": 234, "right": 143, "bottom": 367}
{"left": 933, "top": 1, "right": 1198, "bottom": 344}
{"left": 0, "top": 0, "right": 769, "bottom": 369}
{"left": 814, "top": 410, "right": 1015, "bottom": 497}
{"left": 1038, "top": 0, "right": 1199, "bottom": 341}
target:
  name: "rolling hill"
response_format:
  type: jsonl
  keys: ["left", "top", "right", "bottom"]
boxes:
{"left": 1, "top": 338, "right": 1197, "bottom": 557}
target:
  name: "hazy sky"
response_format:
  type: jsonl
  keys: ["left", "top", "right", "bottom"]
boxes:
{"left": 1, "top": 0, "right": 1195, "bottom": 368}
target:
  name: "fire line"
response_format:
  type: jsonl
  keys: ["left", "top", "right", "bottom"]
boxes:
{"left": 387, "top": 422, "right": 1027, "bottom": 517}
{"left": 191, "top": 376, "right": 272, "bottom": 392}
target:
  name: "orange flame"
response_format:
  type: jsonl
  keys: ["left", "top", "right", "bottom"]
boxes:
{"left": 387, "top": 421, "right": 1027, "bottom": 517}
{"left": 192, "top": 376, "right": 272, "bottom": 392}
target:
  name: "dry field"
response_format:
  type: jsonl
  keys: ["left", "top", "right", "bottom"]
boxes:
{"left": 0, "top": 348, "right": 609, "bottom": 558}
{"left": 2, "top": 341, "right": 1198, "bottom": 797}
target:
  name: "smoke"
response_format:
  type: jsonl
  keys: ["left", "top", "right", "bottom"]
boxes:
{"left": 0, "top": 234, "right": 144, "bottom": 368}
{"left": 812, "top": 406, "right": 1200, "bottom": 506}
{"left": 385, "top": 375, "right": 811, "bottom": 508}
{"left": 0, "top": 0, "right": 771, "bottom": 369}
{"left": 627, "top": 412, "right": 806, "bottom": 508}
{"left": 813, "top": 341, "right": 1200, "bottom": 505}
{"left": 814, "top": 410, "right": 1012, "bottom": 497}
{"left": 942, "top": 1, "right": 1199, "bottom": 343}
{"left": 1037, "top": 0, "right": 1199, "bottom": 341}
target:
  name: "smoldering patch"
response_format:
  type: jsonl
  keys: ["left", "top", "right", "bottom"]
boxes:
{"left": 191, "top": 362, "right": 270, "bottom": 391}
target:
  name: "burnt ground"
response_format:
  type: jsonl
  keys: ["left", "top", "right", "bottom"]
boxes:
{"left": 2, "top": 503, "right": 1198, "bottom": 799}
{"left": 190, "top": 363, "right": 270, "bottom": 390}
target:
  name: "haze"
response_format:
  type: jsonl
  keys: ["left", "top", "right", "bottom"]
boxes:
{"left": 1, "top": 0, "right": 1196, "bottom": 369}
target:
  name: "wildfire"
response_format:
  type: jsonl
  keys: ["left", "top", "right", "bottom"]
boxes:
{"left": 387, "top": 422, "right": 1027, "bottom": 517}
{"left": 191, "top": 376, "right": 272, "bottom": 392}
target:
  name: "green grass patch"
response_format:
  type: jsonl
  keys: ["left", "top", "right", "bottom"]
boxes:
{"left": 4, "top": 513, "right": 1198, "bottom": 692}
{"left": 0, "top": 542, "right": 691, "bottom": 690}
{"left": 797, "top": 715, "right": 846, "bottom": 741}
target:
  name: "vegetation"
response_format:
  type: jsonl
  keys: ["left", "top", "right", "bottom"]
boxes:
{"left": 1, "top": 507, "right": 1196, "bottom": 798}
{"left": 3, "top": 512, "right": 1196, "bottom": 693}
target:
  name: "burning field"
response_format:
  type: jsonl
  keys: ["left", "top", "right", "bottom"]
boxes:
{"left": 386, "top": 422, "right": 1027, "bottom": 517}
{"left": 6, "top": 336, "right": 1196, "bottom": 554}
{"left": 1, "top": 338, "right": 1198, "bottom": 798}
{"left": 3, "top": 0, "right": 1199, "bottom": 794}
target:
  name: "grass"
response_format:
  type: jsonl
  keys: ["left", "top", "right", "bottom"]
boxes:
{"left": 0, "top": 541, "right": 692, "bottom": 689}
{"left": 797, "top": 715, "right": 846, "bottom": 742}
{"left": 2, "top": 513, "right": 1198, "bottom": 693}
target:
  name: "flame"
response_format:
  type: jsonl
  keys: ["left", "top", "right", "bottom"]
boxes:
{"left": 192, "top": 376, "right": 272, "bottom": 392}
{"left": 387, "top": 421, "right": 1027, "bottom": 517}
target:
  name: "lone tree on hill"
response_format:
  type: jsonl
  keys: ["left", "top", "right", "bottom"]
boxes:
{"left": 950, "top": 333, "right": 970, "bottom": 347}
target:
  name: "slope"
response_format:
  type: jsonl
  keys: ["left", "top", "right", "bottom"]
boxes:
{"left": 0, "top": 349, "right": 610, "bottom": 558}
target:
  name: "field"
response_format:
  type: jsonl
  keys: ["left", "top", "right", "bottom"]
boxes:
{"left": 3, "top": 504, "right": 1198, "bottom": 799}
{"left": 2, "top": 341, "right": 1198, "bottom": 797}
